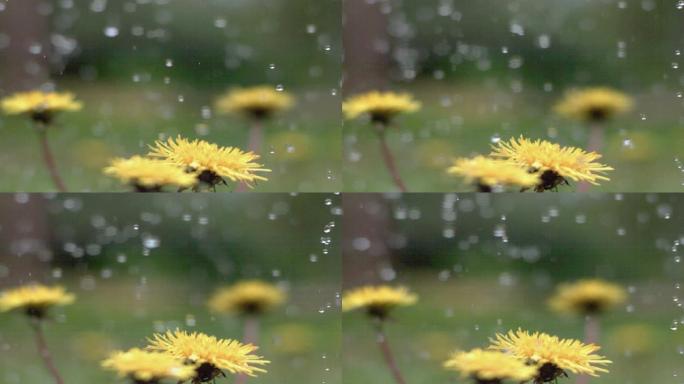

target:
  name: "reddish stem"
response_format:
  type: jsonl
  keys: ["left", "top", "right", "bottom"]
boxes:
{"left": 375, "top": 321, "right": 407, "bottom": 384}
{"left": 36, "top": 127, "right": 67, "bottom": 192}
{"left": 576, "top": 315, "right": 600, "bottom": 384}
{"left": 248, "top": 119, "right": 263, "bottom": 155}
{"left": 236, "top": 120, "right": 264, "bottom": 192}
{"left": 578, "top": 123, "right": 603, "bottom": 192}
{"left": 29, "top": 318, "right": 64, "bottom": 384}
{"left": 375, "top": 126, "right": 407, "bottom": 192}
{"left": 235, "top": 315, "right": 259, "bottom": 384}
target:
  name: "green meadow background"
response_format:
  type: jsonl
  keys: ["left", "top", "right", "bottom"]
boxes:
{"left": 0, "top": 0, "right": 341, "bottom": 192}
{"left": 343, "top": 0, "right": 684, "bottom": 192}
{"left": 343, "top": 194, "right": 684, "bottom": 383}
{"left": 0, "top": 194, "right": 341, "bottom": 384}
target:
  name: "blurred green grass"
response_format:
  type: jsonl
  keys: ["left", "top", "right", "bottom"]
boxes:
{"left": 343, "top": 274, "right": 680, "bottom": 384}
{"left": 343, "top": 82, "right": 684, "bottom": 192}
{"left": 0, "top": 277, "right": 340, "bottom": 384}
{"left": 0, "top": 82, "right": 342, "bottom": 192}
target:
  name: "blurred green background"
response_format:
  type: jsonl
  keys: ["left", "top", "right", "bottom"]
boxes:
{"left": 0, "top": 193, "right": 341, "bottom": 384}
{"left": 343, "top": 193, "right": 684, "bottom": 384}
{"left": 0, "top": 0, "right": 341, "bottom": 192}
{"left": 343, "top": 0, "right": 684, "bottom": 192}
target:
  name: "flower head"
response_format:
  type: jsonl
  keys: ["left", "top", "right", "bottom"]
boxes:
{"left": 554, "top": 87, "right": 632, "bottom": 122}
{"left": 443, "top": 348, "right": 538, "bottom": 383}
{"left": 447, "top": 156, "right": 540, "bottom": 192}
{"left": 491, "top": 136, "right": 613, "bottom": 191}
{"left": 102, "top": 348, "right": 197, "bottom": 382}
{"left": 548, "top": 279, "right": 626, "bottom": 315}
{"left": 104, "top": 156, "right": 197, "bottom": 192}
{"left": 147, "top": 330, "right": 268, "bottom": 382}
{"left": 208, "top": 280, "right": 285, "bottom": 316}
{"left": 1, "top": 91, "right": 82, "bottom": 123}
{"left": 148, "top": 136, "right": 269, "bottom": 188}
{"left": 343, "top": 91, "right": 421, "bottom": 124}
{"left": 489, "top": 329, "right": 611, "bottom": 383}
{"left": 0, "top": 284, "right": 75, "bottom": 318}
{"left": 215, "top": 86, "right": 294, "bottom": 119}
{"left": 342, "top": 285, "right": 417, "bottom": 319}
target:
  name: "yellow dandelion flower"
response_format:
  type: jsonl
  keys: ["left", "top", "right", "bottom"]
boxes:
{"left": 1, "top": 91, "right": 82, "bottom": 123}
{"left": 554, "top": 87, "right": 632, "bottom": 122}
{"left": 491, "top": 136, "right": 613, "bottom": 191}
{"left": 548, "top": 279, "right": 626, "bottom": 315}
{"left": 147, "top": 330, "right": 268, "bottom": 382}
{"left": 215, "top": 86, "right": 294, "bottom": 119}
{"left": 208, "top": 280, "right": 285, "bottom": 316}
{"left": 342, "top": 285, "right": 417, "bottom": 318}
{"left": 489, "top": 329, "right": 611, "bottom": 383}
{"left": 102, "top": 348, "right": 197, "bottom": 382}
{"left": 342, "top": 91, "right": 421, "bottom": 124}
{"left": 148, "top": 136, "right": 270, "bottom": 188}
{"left": 0, "top": 284, "right": 75, "bottom": 318}
{"left": 444, "top": 348, "right": 538, "bottom": 382}
{"left": 447, "top": 156, "right": 540, "bottom": 191}
{"left": 104, "top": 156, "right": 197, "bottom": 192}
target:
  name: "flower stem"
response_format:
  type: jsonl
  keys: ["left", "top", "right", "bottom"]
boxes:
{"left": 29, "top": 317, "right": 64, "bottom": 384}
{"left": 248, "top": 119, "right": 263, "bottom": 155}
{"left": 235, "top": 315, "right": 260, "bottom": 384}
{"left": 35, "top": 125, "right": 67, "bottom": 192}
{"left": 578, "top": 122, "right": 603, "bottom": 192}
{"left": 375, "top": 125, "right": 407, "bottom": 192}
{"left": 375, "top": 320, "right": 407, "bottom": 384}
{"left": 576, "top": 315, "right": 600, "bottom": 384}
{"left": 236, "top": 119, "right": 264, "bottom": 193}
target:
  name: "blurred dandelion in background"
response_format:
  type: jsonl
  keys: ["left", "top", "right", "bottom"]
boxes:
{"left": 0, "top": 284, "right": 76, "bottom": 384}
{"left": 215, "top": 86, "right": 295, "bottom": 155}
{"left": 208, "top": 279, "right": 285, "bottom": 384}
{"left": 342, "top": 285, "right": 417, "bottom": 384}
{"left": 343, "top": 91, "right": 421, "bottom": 192}
{"left": 0, "top": 90, "right": 82, "bottom": 192}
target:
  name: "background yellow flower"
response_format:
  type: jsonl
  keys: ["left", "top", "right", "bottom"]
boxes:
{"left": 0, "top": 284, "right": 75, "bottom": 317}
{"left": 555, "top": 87, "right": 632, "bottom": 122}
{"left": 215, "top": 86, "right": 294, "bottom": 119}
{"left": 342, "top": 285, "right": 417, "bottom": 318}
{"left": 208, "top": 280, "right": 285, "bottom": 315}
{"left": 548, "top": 279, "right": 626, "bottom": 315}
{"left": 343, "top": 91, "right": 421, "bottom": 124}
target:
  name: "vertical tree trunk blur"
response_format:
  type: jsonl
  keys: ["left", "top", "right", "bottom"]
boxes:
{"left": 0, "top": 197, "right": 52, "bottom": 287}
{"left": 0, "top": 0, "right": 50, "bottom": 92}
{"left": 342, "top": 194, "right": 394, "bottom": 287}
{"left": 342, "top": 0, "right": 389, "bottom": 95}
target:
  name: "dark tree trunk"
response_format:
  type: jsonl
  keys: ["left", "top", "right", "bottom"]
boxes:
{"left": 342, "top": 194, "right": 394, "bottom": 287}
{"left": 342, "top": 0, "right": 389, "bottom": 95}
{"left": 0, "top": 0, "right": 50, "bottom": 92}
{"left": 0, "top": 197, "right": 52, "bottom": 286}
